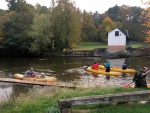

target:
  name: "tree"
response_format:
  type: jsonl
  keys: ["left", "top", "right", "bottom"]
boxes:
{"left": 0, "top": 9, "right": 6, "bottom": 16}
{"left": 51, "top": 0, "right": 82, "bottom": 50}
{"left": 142, "top": 0, "right": 150, "bottom": 43}
{"left": 0, "top": 3, "right": 34, "bottom": 56}
{"left": 6, "top": 0, "right": 26, "bottom": 12}
{"left": 29, "top": 14, "right": 53, "bottom": 56}
{"left": 106, "top": 5, "right": 120, "bottom": 22}
{"left": 81, "top": 10, "right": 97, "bottom": 41}
{"left": 0, "top": 11, "right": 15, "bottom": 46}
{"left": 106, "top": 5, "right": 145, "bottom": 41}
{"left": 98, "top": 17, "right": 117, "bottom": 43}
{"left": 93, "top": 11, "right": 100, "bottom": 28}
{"left": 34, "top": 4, "right": 49, "bottom": 14}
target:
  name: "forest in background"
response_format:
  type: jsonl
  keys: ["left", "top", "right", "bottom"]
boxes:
{"left": 0, "top": 0, "right": 150, "bottom": 56}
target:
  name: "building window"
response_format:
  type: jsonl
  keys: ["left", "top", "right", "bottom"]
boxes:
{"left": 115, "top": 31, "right": 119, "bottom": 36}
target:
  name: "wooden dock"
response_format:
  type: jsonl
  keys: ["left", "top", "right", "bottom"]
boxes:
{"left": 0, "top": 78, "right": 81, "bottom": 88}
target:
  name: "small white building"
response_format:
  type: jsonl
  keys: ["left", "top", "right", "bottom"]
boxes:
{"left": 107, "top": 28, "right": 126, "bottom": 52}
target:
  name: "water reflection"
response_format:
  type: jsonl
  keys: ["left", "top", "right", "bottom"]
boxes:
{"left": 108, "top": 58, "right": 125, "bottom": 67}
{"left": 0, "top": 82, "right": 34, "bottom": 103}
{"left": 12, "top": 84, "right": 33, "bottom": 97}
{"left": 0, "top": 82, "right": 12, "bottom": 102}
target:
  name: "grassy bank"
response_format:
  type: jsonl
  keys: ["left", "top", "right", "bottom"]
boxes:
{"left": 73, "top": 42, "right": 107, "bottom": 50}
{"left": 73, "top": 42, "right": 145, "bottom": 50}
{"left": 0, "top": 85, "right": 149, "bottom": 113}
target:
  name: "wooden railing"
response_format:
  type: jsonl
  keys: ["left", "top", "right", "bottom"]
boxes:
{"left": 58, "top": 90, "right": 150, "bottom": 113}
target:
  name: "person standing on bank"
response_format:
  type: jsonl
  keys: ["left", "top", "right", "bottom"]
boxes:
{"left": 25, "top": 67, "right": 37, "bottom": 78}
{"left": 133, "top": 67, "right": 149, "bottom": 88}
{"left": 105, "top": 60, "right": 110, "bottom": 72}
{"left": 104, "top": 60, "right": 110, "bottom": 80}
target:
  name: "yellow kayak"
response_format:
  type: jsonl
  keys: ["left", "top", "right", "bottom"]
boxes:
{"left": 14, "top": 73, "right": 57, "bottom": 82}
{"left": 99, "top": 65, "right": 136, "bottom": 73}
{"left": 83, "top": 66, "right": 121, "bottom": 77}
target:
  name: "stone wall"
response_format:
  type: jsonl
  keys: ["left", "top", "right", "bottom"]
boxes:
{"left": 65, "top": 47, "right": 150, "bottom": 58}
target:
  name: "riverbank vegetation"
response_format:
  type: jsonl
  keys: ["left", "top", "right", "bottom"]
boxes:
{"left": 0, "top": 85, "right": 149, "bottom": 113}
{"left": 0, "top": 0, "right": 150, "bottom": 56}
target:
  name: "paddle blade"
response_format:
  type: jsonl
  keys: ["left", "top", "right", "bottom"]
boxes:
{"left": 83, "top": 66, "right": 88, "bottom": 70}
{"left": 123, "top": 83, "right": 131, "bottom": 88}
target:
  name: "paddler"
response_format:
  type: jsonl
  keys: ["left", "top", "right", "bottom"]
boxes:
{"left": 25, "top": 67, "right": 37, "bottom": 78}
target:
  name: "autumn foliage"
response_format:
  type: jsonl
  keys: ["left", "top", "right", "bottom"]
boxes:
{"left": 142, "top": 0, "right": 150, "bottom": 43}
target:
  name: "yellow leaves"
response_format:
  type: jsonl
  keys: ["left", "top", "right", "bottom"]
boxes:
{"left": 145, "top": 37, "right": 150, "bottom": 43}
{"left": 145, "top": 31, "right": 150, "bottom": 43}
{"left": 142, "top": 0, "right": 150, "bottom": 42}
{"left": 63, "top": 48, "right": 66, "bottom": 52}
{"left": 70, "top": 43, "right": 78, "bottom": 49}
{"left": 147, "top": 31, "right": 150, "bottom": 35}
{"left": 99, "top": 16, "right": 117, "bottom": 32}
{"left": 143, "top": 21, "right": 150, "bottom": 27}
{"left": 103, "top": 17, "right": 113, "bottom": 23}
{"left": 105, "top": 26, "right": 111, "bottom": 32}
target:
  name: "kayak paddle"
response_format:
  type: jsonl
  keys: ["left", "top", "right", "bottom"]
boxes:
{"left": 123, "top": 82, "right": 134, "bottom": 88}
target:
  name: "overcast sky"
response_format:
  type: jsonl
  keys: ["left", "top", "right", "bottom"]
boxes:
{"left": 0, "top": 0, "right": 148, "bottom": 13}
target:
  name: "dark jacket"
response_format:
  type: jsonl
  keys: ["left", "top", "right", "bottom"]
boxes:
{"left": 133, "top": 69, "right": 147, "bottom": 88}
{"left": 105, "top": 61, "right": 110, "bottom": 72}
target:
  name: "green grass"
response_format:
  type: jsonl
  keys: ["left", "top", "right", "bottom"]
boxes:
{"left": 89, "top": 103, "right": 150, "bottom": 113}
{"left": 130, "top": 43, "right": 143, "bottom": 48}
{"left": 73, "top": 42, "right": 107, "bottom": 50}
{"left": 130, "top": 42, "right": 150, "bottom": 48}
{"left": 0, "top": 85, "right": 149, "bottom": 113}
{"left": 72, "top": 42, "right": 145, "bottom": 50}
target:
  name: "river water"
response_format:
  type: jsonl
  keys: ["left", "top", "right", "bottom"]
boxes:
{"left": 0, "top": 56, "right": 150, "bottom": 102}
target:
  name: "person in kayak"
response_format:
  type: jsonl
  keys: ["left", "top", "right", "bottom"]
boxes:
{"left": 122, "top": 62, "right": 127, "bottom": 70}
{"left": 25, "top": 67, "right": 37, "bottom": 78}
{"left": 133, "top": 67, "right": 149, "bottom": 88}
{"left": 91, "top": 61, "right": 99, "bottom": 70}
{"left": 91, "top": 61, "right": 99, "bottom": 80}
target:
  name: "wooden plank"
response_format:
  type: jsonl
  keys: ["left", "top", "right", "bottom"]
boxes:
{"left": 58, "top": 90, "right": 150, "bottom": 111}
{"left": 0, "top": 78, "right": 80, "bottom": 88}
{"left": 0, "top": 78, "right": 55, "bottom": 86}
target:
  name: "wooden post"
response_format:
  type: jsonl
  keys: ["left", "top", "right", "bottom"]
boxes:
{"left": 60, "top": 108, "right": 71, "bottom": 113}
{"left": 58, "top": 100, "right": 72, "bottom": 113}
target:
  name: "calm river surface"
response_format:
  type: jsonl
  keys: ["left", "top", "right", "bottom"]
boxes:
{"left": 0, "top": 56, "right": 150, "bottom": 102}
